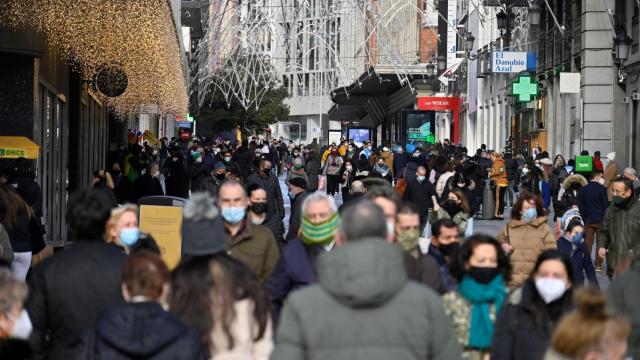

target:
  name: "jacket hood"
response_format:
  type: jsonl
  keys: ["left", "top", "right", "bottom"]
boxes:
{"left": 97, "top": 302, "right": 188, "bottom": 357}
{"left": 316, "top": 239, "right": 407, "bottom": 308}
{"left": 562, "top": 174, "right": 588, "bottom": 189}
{"left": 509, "top": 216, "right": 548, "bottom": 228}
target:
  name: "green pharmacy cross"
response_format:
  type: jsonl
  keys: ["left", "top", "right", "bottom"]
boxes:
{"left": 511, "top": 76, "right": 539, "bottom": 102}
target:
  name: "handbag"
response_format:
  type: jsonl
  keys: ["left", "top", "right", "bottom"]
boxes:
{"left": 395, "top": 168, "right": 407, "bottom": 196}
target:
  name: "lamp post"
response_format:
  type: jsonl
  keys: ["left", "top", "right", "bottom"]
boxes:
{"left": 614, "top": 30, "right": 632, "bottom": 64}
{"left": 497, "top": 9, "right": 508, "bottom": 38}
{"left": 437, "top": 55, "right": 447, "bottom": 74}
{"left": 528, "top": 2, "right": 541, "bottom": 26}
{"left": 426, "top": 62, "right": 435, "bottom": 77}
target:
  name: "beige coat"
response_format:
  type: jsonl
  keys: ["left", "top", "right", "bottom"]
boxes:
{"left": 603, "top": 161, "right": 618, "bottom": 202}
{"left": 497, "top": 217, "right": 556, "bottom": 287}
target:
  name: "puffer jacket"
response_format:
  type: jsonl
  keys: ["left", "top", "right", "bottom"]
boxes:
{"left": 497, "top": 217, "right": 556, "bottom": 287}
{"left": 272, "top": 239, "right": 462, "bottom": 360}
{"left": 597, "top": 198, "right": 640, "bottom": 271}
{"left": 490, "top": 156, "right": 509, "bottom": 187}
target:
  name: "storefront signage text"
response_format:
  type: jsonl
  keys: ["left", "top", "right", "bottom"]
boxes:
{"left": 492, "top": 52, "right": 527, "bottom": 73}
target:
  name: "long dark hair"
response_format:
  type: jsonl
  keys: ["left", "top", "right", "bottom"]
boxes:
{"left": 450, "top": 234, "right": 511, "bottom": 282}
{"left": 0, "top": 184, "right": 32, "bottom": 230}
{"left": 170, "top": 254, "right": 270, "bottom": 353}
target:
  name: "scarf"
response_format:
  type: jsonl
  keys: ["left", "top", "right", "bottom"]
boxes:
{"left": 458, "top": 274, "right": 506, "bottom": 349}
{"left": 301, "top": 213, "right": 340, "bottom": 246}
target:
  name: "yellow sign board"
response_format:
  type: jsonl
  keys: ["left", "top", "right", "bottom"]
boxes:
{"left": 139, "top": 205, "right": 183, "bottom": 270}
{"left": 0, "top": 148, "right": 27, "bottom": 158}
{"left": 0, "top": 136, "right": 40, "bottom": 159}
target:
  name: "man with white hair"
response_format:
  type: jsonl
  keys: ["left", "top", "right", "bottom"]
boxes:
{"left": 623, "top": 167, "right": 640, "bottom": 195}
{"left": 266, "top": 192, "right": 339, "bottom": 325}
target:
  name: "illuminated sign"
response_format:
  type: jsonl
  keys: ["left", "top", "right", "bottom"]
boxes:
{"left": 511, "top": 76, "right": 539, "bottom": 102}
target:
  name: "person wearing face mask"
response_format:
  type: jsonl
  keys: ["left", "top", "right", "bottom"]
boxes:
{"left": 164, "top": 150, "right": 190, "bottom": 199}
{"left": 339, "top": 160, "right": 355, "bottom": 203}
{"left": 134, "top": 162, "right": 164, "bottom": 201}
{"left": 373, "top": 157, "right": 393, "bottom": 183}
{"left": 83, "top": 252, "right": 206, "bottom": 359}
{"left": 430, "top": 189, "right": 472, "bottom": 238}
{"left": 556, "top": 220, "right": 598, "bottom": 288}
{"left": 597, "top": 177, "right": 640, "bottom": 278}
{"left": 490, "top": 250, "right": 575, "bottom": 360}
{"left": 189, "top": 150, "right": 209, "bottom": 193}
{"left": 286, "top": 157, "right": 308, "bottom": 185}
{"left": 578, "top": 172, "right": 609, "bottom": 271}
{"left": 200, "top": 162, "right": 228, "bottom": 196}
{"left": 218, "top": 181, "right": 279, "bottom": 282}
{"left": 323, "top": 148, "right": 343, "bottom": 197}
{"left": 403, "top": 165, "right": 437, "bottom": 229}
{"left": 284, "top": 178, "right": 310, "bottom": 242}
{"left": 498, "top": 192, "right": 556, "bottom": 287}
{"left": 304, "top": 150, "right": 322, "bottom": 192}
{"left": 443, "top": 235, "right": 510, "bottom": 359}
{"left": 396, "top": 205, "right": 444, "bottom": 293}
{"left": 105, "top": 205, "right": 160, "bottom": 255}
{"left": 0, "top": 266, "right": 32, "bottom": 358}
{"left": 427, "top": 219, "right": 462, "bottom": 292}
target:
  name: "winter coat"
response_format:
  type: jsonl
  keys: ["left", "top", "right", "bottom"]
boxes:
{"left": 578, "top": 181, "right": 609, "bottom": 225}
{"left": 272, "top": 239, "right": 462, "bottom": 360}
{"left": 233, "top": 146, "right": 254, "bottom": 180}
{"left": 93, "top": 181, "right": 118, "bottom": 208}
{"left": 189, "top": 162, "right": 209, "bottom": 191}
{"left": 606, "top": 258, "right": 640, "bottom": 360}
{"left": 305, "top": 158, "right": 321, "bottom": 191}
{"left": 430, "top": 208, "right": 470, "bottom": 237}
{"left": 497, "top": 217, "right": 556, "bottom": 287}
{"left": 224, "top": 221, "right": 280, "bottom": 282}
{"left": 247, "top": 172, "right": 285, "bottom": 220}
{"left": 27, "top": 241, "right": 126, "bottom": 360}
{"left": 550, "top": 167, "right": 569, "bottom": 203}
{"left": 489, "top": 156, "right": 509, "bottom": 187}
{"left": 199, "top": 175, "right": 223, "bottom": 196}
{"left": 323, "top": 155, "right": 343, "bottom": 175}
{"left": 603, "top": 161, "right": 619, "bottom": 201}
{"left": 12, "top": 173, "right": 42, "bottom": 217}
{"left": 597, "top": 198, "right": 640, "bottom": 271}
{"left": 286, "top": 191, "right": 311, "bottom": 242}
{"left": 436, "top": 171, "right": 456, "bottom": 198}
{"left": 285, "top": 168, "right": 307, "bottom": 185}
{"left": 504, "top": 157, "right": 519, "bottom": 183}
{"left": 393, "top": 152, "right": 409, "bottom": 179}
{"left": 4, "top": 211, "right": 31, "bottom": 252}
{"left": 0, "top": 338, "right": 31, "bottom": 359}
{"left": 556, "top": 237, "right": 598, "bottom": 287}
{"left": 263, "top": 214, "right": 286, "bottom": 248}
{"left": 490, "top": 280, "right": 573, "bottom": 360}
{"left": 266, "top": 237, "right": 325, "bottom": 325}
{"left": 164, "top": 158, "right": 189, "bottom": 198}
{"left": 134, "top": 173, "right": 164, "bottom": 201}
{"left": 402, "top": 160, "right": 419, "bottom": 183}
{"left": 403, "top": 251, "right": 445, "bottom": 294}
{"left": 0, "top": 224, "right": 14, "bottom": 263}
{"left": 403, "top": 179, "right": 436, "bottom": 217}
{"left": 85, "top": 301, "right": 206, "bottom": 359}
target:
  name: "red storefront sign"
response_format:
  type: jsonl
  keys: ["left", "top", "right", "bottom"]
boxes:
{"left": 180, "top": 131, "right": 190, "bottom": 140}
{"left": 416, "top": 96, "right": 462, "bottom": 143}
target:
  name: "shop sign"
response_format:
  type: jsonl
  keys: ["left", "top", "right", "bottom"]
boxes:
{"left": 575, "top": 156, "right": 593, "bottom": 173}
{"left": 176, "top": 121, "right": 192, "bottom": 128}
{"left": 0, "top": 148, "right": 27, "bottom": 158}
{"left": 492, "top": 52, "right": 527, "bottom": 73}
{"left": 180, "top": 131, "right": 190, "bottom": 139}
{"left": 511, "top": 75, "right": 539, "bottom": 102}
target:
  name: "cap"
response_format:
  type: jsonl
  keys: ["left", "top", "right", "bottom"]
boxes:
{"left": 289, "top": 177, "right": 307, "bottom": 190}
{"left": 181, "top": 193, "right": 227, "bottom": 257}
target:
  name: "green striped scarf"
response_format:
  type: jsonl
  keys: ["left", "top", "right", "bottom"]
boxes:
{"left": 300, "top": 213, "right": 340, "bottom": 246}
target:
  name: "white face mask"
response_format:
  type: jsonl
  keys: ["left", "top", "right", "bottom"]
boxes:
{"left": 597, "top": 178, "right": 605, "bottom": 186}
{"left": 535, "top": 277, "right": 567, "bottom": 304}
{"left": 522, "top": 167, "right": 530, "bottom": 175}
{"left": 11, "top": 310, "right": 33, "bottom": 340}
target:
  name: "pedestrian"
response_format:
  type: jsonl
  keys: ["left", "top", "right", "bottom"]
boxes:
{"left": 556, "top": 173, "right": 587, "bottom": 225}
{"left": 247, "top": 159, "right": 285, "bottom": 228}
{"left": 556, "top": 219, "right": 598, "bottom": 288}
{"left": 83, "top": 251, "right": 206, "bottom": 359}
{"left": 200, "top": 162, "right": 227, "bottom": 196}
{"left": 577, "top": 172, "right": 608, "bottom": 271}
{"left": 622, "top": 167, "right": 640, "bottom": 195}
{"left": 504, "top": 152, "right": 518, "bottom": 207}
{"left": 546, "top": 288, "right": 630, "bottom": 360}
{"left": 489, "top": 152, "right": 509, "bottom": 219}
{"left": 0, "top": 185, "right": 33, "bottom": 280}
{"left": 435, "top": 161, "right": 456, "bottom": 199}
{"left": 172, "top": 196, "right": 273, "bottom": 358}
{"left": 550, "top": 155, "right": 569, "bottom": 218}
{"left": 304, "top": 150, "right": 321, "bottom": 192}
{"left": 606, "top": 256, "right": 640, "bottom": 359}
{"left": 217, "top": 181, "right": 279, "bottom": 282}
{"left": 365, "top": 185, "right": 402, "bottom": 242}
{"left": 267, "top": 193, "right": 338, "bottom": 325}
{"left": 497, "top": 192, "right": 556, "bottom": 287}
{"left": 430, "top": 189, "right": 472, "bottom": 237}
{"left": 490, "top": 250, "right": 574, "bottom": 360}
{"left": 285, "top": 157, "right": 307, "bottom": 185}
{"left": 392, "top": 145, "right": 408, "bottom": 179}
{"left": 0, "top": 266, "right": 31, "bottom": 359}
{"left": 271, "top": 200, "right": 462, "bottom": 360}
{"left": 104, "top": 204, "right": 159, "bottom": 255}
{"left": 92, "top": 170, "right": 118, "bottom": 207}
{"left": 164, "top": 151, "right": 189, "bottom": 198}
{"left": 323, "top": 148, "right": 343, "bottom": 196}
{"left": 403, "top": 165, "right": 436, "bottom": 229}
{"left": 597, "top": 177, "right": 640, "bottom": 277}
{"left": 395, "top": 204, "right": 444, "bottom": 293}
{"left": 246, "top": 184, "right": 285, "bottom": 246}
{"left": 355, "top": 152, "right": 372, "bottom": 175}
{"left": 133, "top": 162, "right": 164, "bottom": 201}
{"left": 339, "top": 159, "right": 355, "bottom": 203}
{"left": 372, "top": 156, "right": 392, "bottom": 183}
{"left": 285, "top": 177, "right": 311, "bottom": 242}
{"left": 603, "top": 152, "right": 618, "bottom": 201}
{"left": 9, "top": 157, "right": 42, "bottom": 218}
{"left": 427, "top": 219, "right": 462, "bottom": 292}
{"left": 444, "top": 235, "right": 510, "bottom": 359}
{"left": 27, "top": 189, "right": 127, "bottom": 359}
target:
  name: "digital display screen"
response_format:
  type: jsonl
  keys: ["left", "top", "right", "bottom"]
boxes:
{"left": 348, "top": 128, "right": 371, "bottom": 147}
{"left": 403, "top": 110, "right": 435, "bottom": 148}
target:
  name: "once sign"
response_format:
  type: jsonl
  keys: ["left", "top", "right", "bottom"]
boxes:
{"left": 0, "top": 148, "right": 27, "bottom": 158}
{"left": 492, "top": 52, "right": 527, "bottom": 73}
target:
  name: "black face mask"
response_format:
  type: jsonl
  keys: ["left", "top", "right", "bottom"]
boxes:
{"left": 442, "top": 200, "right": 461, "bottom": 217}
{"left": 262, "top": 168, "right": 272, "bottom": 176}
{"left": 467, "top": 266, "right": 501, "bottom": 284}
{"left": 215, "top": 172, "right": 226, "bottom": 180}
{"left": 438, "top": 242, "right": 460, "bottom": 257}
{"left": 251, "top": 202, "right": 268, "bottom": 215}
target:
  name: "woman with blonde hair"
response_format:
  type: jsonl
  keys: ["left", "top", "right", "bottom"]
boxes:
{"left": 104, "top": 205, "right": 158, "bottom": 255}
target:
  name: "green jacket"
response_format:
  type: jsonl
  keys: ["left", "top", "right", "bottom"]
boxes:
{"left": 606, "top": 258, "right": 640, "bottom": 360}
{"left": 430, "top": 208, "right": 470, "bottom": 237}
{"left": 597, "top": 198, "right": 640, "bottom": 270}
{"left": 271, "top": 239, "right": 462, "bottom": 360}
{"left": 224, "top": 220, "right": 279, "bottom": 282}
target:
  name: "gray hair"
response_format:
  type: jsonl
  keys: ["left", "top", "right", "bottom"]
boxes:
{"left": 338, "top": 200, "right": 386, "bottom": 242}
{"left": 623, "top": 167, "right": 636, "bottom": 177}
{"left": 183, "top": 192, "right": 219, "bottom": 221}
{"left": 301, "top": 192, "right": 337, "bottom": 217}
{"left": 351, "top": 180, "right": 366, "bottom": 194}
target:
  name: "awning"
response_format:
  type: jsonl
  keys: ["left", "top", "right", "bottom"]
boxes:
{"left": 0, "top": 136, "right": 40, "bottom": 159}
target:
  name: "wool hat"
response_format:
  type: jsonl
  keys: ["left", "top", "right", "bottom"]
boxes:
{"left": 214, "top": 162, "right": 227, "bottom": 170}
{"left": 289, "top": 177, "right": 307, "bottom": 190}
{"left": 607, "top": 152, "right": 616, "bottom": 161}
{"left": 181, "top": 193, "right": 227, "bottom": 257}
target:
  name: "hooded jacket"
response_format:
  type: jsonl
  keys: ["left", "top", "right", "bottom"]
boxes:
{"left": 497, "top": 217, "right": 556, "bottom": 287}
{"left": 271, "top": 239, "right": 462, "bottom": 360}
{"left": 87, "top": 302, "right": 206, "bottom": 359}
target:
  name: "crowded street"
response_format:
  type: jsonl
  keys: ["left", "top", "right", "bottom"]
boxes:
{"left": 1, "top": 0, "right": 639, "bottom": 359}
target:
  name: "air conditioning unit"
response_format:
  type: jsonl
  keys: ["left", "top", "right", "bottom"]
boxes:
{"left": 623, "top": 97, "right": 630, "bottom": 104}
{"left": 633, "top": 93, "right": 640, "bottom": 101}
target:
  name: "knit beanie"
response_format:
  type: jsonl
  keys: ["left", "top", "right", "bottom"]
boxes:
{"left": 300, "top": 213, "right": 340, "bottom": 246}
{"left": 181, "top": 193, "right": 226, "bottom": 257}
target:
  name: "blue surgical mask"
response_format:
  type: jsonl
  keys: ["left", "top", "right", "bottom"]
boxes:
{"left": 522, "top": 208, "right": 537, "bottom": 222}
{"left": 571, "top": 232, "right": 584, "bottom": 245}
{"left": 119, "top": 228, "right": 140, "bottom": 247}
{"left": 288, "top": 191, "right": 295, "bottom": 200}
{"left": 221, "top": 206, "right": 246, "bottom": 224}
{"left": 417, "top": 175, "right": 426, "bottom": 182}
{"left": 224, "top": 156, "right": 231, "bottom": 162}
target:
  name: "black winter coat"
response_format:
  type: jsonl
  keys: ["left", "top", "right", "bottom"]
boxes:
{"left": 189, "top": 162, "right": 209, "bottom": 192}
{"left": 134, "top": 174, "right": 164, "bottom": 201}
{"left": 305, "top": 158, "right": 321, "bottom": 191}
{"left": 403, "top": 179, "right": 435, "bottom": 217}
{"left": 490, "top": 280, "right": 573, "bottom": 360}
{"left": 84, "top": 302, "right": 206, "bottom": 360}
{"left": 5, "top": 211, "right": 31, "bottom": 252}
{"left": 27, "top": 241, "right": 126, "bottom": 360}
{"left": 12, "top": 173, "right": 42, "bottom": 216}
{"left": 247, "top": 172, "right": 285, "bottom": 220}
{"left": 286, "top": 191, "right": 311, "bottom": 242}
{"left": 164, "top": 159, "right": 189, "bottom": 198}
{"left": 93, "top": 181, "right": 118, "bottom": 208}
{"left": 233, "top": 146, "right": 254, "bottom": 180}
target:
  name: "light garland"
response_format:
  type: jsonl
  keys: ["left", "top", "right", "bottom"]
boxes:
{"left": 0, "top": 0, "right": 188, "bottom": 118}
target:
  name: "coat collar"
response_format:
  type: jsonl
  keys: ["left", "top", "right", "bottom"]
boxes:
{"left": 509, "top": 216, "right": 548, "bottom": 228}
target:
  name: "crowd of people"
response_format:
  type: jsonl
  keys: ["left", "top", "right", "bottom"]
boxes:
{"left": 0, "top": 133, "right": 638, "bottom": 360}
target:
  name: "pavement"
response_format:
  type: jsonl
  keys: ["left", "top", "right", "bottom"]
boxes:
{"left": 277, "top": 173, "right": 610, "bottom": 289}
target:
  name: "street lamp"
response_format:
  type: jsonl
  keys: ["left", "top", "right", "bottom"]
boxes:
{"left": 528, "top": 2, "right": 541, "bottom": 26}
{"left": 437, "top": 55, "right": 447, "bottom": 73}
{"left": 426, "top": 62, "right": 435, "bottom": 77}
{"left": 496, "top": 9, "right": 508, "bottom": 37}
{"left": 465, "top": 32, "right": 475, "bottom": 53}
{"left": 613, "top": 30, "right": 632, "bottom": 63}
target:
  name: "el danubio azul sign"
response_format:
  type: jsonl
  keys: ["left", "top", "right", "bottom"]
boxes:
{"left": 492, "top": 52, "right": 527, "bottom": 73}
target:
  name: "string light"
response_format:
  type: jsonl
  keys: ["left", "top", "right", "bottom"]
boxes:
{"left": 0, "top": 0, "right": 188, "bottom": 118}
